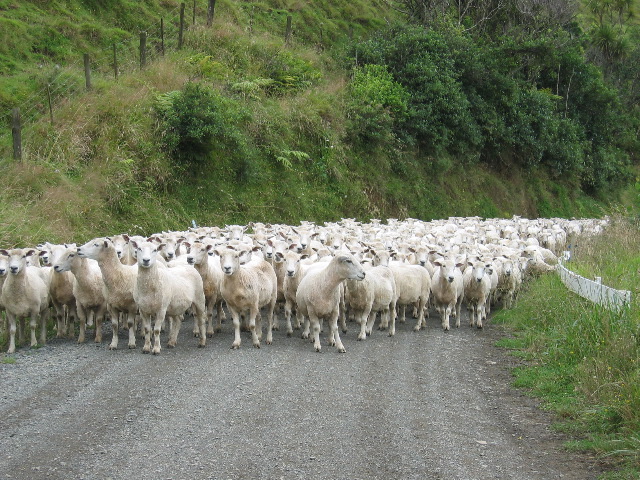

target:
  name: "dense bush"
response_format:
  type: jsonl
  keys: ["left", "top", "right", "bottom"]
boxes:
{"left": 349, "top": 24, "right": 634, "bottom": 192}
{"left": 154, "top": 82, "right": 247, "bottom": 166}
{"left": 346, "top": 64, "right": 409, "bottom": 147}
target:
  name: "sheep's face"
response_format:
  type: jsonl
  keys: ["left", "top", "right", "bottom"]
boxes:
{"left": 337, "top": 255, "right": 365, "bottom": 281}
{"left": 53, "top": 248, "right": 77, "bottom": 273}
{"left": 467, "top": 261, "right": 487, "bottom": 283}
{"left": 110, "top": 236, "right": 127, "bottom": 259}
{"left": 78, "top": 238, "right": 112, "bottom": 260}
{"left": 132, "top": 241, "right": 161, "bottom": 269}
{"left": 216, "top": 248, "right": 241, "bottom": 276}
{"left": 283, "top": 251, "right": 301, "bottom": 277}
{"left": 186, "top": 242, "right": 211, "bottom": 266}
{"left": 5, "top": 249, "right": 33, "bottom": 275}
{"left": 434, "top": 257, "right": 463, "bottom": 283}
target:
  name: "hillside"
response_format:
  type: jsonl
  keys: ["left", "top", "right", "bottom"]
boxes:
{"left": 0, "top": 0, "right": 638, "bottom": 245}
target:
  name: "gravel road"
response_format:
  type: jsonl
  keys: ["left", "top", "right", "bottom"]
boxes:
{"left": 0, "top": 310, "right": 604, "bottom": 480}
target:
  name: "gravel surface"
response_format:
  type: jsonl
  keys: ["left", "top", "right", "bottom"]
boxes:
{"left": 0, "top": 309, "right": 604, "bottom": 480}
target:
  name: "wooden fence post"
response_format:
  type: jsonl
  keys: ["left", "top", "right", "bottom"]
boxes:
{"left": 46, "top": 84, "right": 54, "bottom": 125}
{"left": 285, "top": 15, "right": 292, "bottom": 45}
{"left": 140, "top": 31, "right": 147, "bottom": 69}
{"left": 160, "top": 18, "right": 165, "bottom": 56}
{"left": 12, "top": 108, "right": 22, "bottom": 161}
{"left": 113, "top": 43, "right": 118, "bottom": 79}
{"left": 207, "top": 0, "right": 216, "bottom": 27}
{"left": 179, "top": 3, "right": 185, "bottom": 49}
{"left": 83, "top": 53, "right": 92, "bottom": 90}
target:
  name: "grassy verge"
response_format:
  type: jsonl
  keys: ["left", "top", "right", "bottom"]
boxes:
{"left": 493, "top": 218, "right": 640, "bottom": 479}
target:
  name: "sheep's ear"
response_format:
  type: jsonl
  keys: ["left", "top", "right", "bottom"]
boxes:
{"left": 122, "top": 234, "right": 130, "bottom": 242}
{"left": 300, "top": 254, "right": 309, "bottom": 260}
{"left": 103, "top": 240, "right": 110, "bottom": 249}
{"left": 25, "top": 249, "right": 37, "bottom": 257}
{"left": 274, "top": 252, "right": 284, "bottom": 261}
{"left": 183, "top": 242, "right": 191, "bottom": 249}
{"left": 205, "top": 244, "right": 213, "bottom": 252}
{"left": 0, "top": 249, "right": 9, "bottom": 256}
{"left": 267, "top": 239, "right": 274, "bottom": 247}
{"left": 433, "top": 260, "right": 442, "bottom": 267}
{"left": 130, "top": 240, "right": 139, "bottom": 250}
{"left": 288, "top": 244, "right": 298, "bottom": 251}
{"left": 157, "top": 243, "right": 167, "bottom": 251}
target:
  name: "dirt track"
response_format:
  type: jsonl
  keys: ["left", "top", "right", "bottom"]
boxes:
{"left": 0, "top": 310, "right": 604, "bottom": 480}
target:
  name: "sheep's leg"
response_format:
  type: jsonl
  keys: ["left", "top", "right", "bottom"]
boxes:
{"left": 7, "top": 313, "right": 16, "bottom": 354}
{"left": 454, "top": 297, "right": 463, "bottom": 328}
{"left": 77, "top": 304, "right": 87, "bottom": 343}
{"left": 357, "top": 311, "right": 368, "bottom": 341}
{"left": 206, "top": 302, "right": 215, "bottom": 338}
{"left": 66, "top": 304, "right": 78, "bottom": 340}
{"left": 388, "top": 302, "right": 397, "bottom": 337}
{"left": 215, "top": 300, "right": 225, "bottom": 332}
{"left": 142, "top": 313, "right": 152, "bottom": 354}
{"left": 441, "top": 305, "right": 451, "bottom": 331}
{"left": 366, "top": 310, "right": 377, "bottom": 337}
{"left": 330, "top": 313, "right": 346, "bottom": 353}
{"left": 250, "top": 307, "right": 261, "bottom": 349}
{"left": 399, "top": 305, "right": 407, "bottom": 323}
{"left": 412, "top": 302, "right": 419, "bottom": 318}
{"left": 108, "top": 307, "right": 119, "bottom": 350}
{"left": 152, "top": 311, "right": 166, "bottom": 355}
{"left": 231, "top": 309, "right": 242, "bottom": 349}
{"left": 53, "top": 303, "right": 65, "bottom": 338}
{"left": 29, "top": 313, "right": 38, "bottom": 348}
{"left": 339, "top": 296, "right": 347, "bottom": 334}
{"left": 414, "top": 299, "right": 425, "bottom": 331}
{"left": 40, "top": 308, "right": 49, "bottom": 346}
{"left": 301, "top": 316, "right": 310, "bottom": 340}
{"left": 294, "top": 308, "right": 303, "bottom": 331}
{"left": 127, "top": 312, "right": 137, "bottom": 349}
{"left": 168, "top": 315, "right": 182, "bottom": 348}
{"left": 17, "top": 317, "right": 25, "bottom": 344}
{"left": 477, "top": 302, "right": 485, "bottom": 329}
{"left": 284, "top": 299, "right": 294, "bottom": 337}
{"left": 310, "top": 314, "right": 322, "bottom": 352}
{"left": 94, "top": 305, "right": 106, "bottom": 343}
{"left": 265, "top": 301, "right": 276, "bottom": 345}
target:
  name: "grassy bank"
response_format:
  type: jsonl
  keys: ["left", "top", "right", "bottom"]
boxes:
{"left": 493, "top": 218, "right": 640, "bottom": 478}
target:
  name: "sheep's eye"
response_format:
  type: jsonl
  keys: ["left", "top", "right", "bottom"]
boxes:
{"left": 70, "top": 254, "right": 75, "bottom": 258}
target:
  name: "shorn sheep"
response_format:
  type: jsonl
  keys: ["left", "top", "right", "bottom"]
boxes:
{"left": 53, "top": 247, "right": 107, "bottom": 344}
{"left": 214, "top": 245, "right": 278, "bottom": 349}
{"left": 77, "top": 237, "right": 139, "bottom": 350}
{"left": 296, "top": 253, "right": 366, "bottom": 353}
{"left": 431, "top": 255, "right": 465, "bottom": 331}
{"left": 130, "top": 240, "right": 207, "bottom": 354}
{"left": 0, "top": 248, "right": 50, "bottom": 354}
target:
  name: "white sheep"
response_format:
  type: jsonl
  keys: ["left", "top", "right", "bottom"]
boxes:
{"left": 53, "top": 247, "right": 107, "bottom": 344}
{"left": 277, "top": 247, "right": 309, "bottom": 336}
{"left": 214, "top": 245, "right": 278, "bottom": 349}
{"left": 0, "top": 248, "right": 50, "bottom": 353}
{"left": 296, "top": 253, "right": 366, "bottom": 353}
{"left": 345, "top": 262, "right": 397, "bottom": 340}
{"left": 130, "top": 240, "right": 207, "bottom": 354}
{"left": 462, "top": 258, "right": 492, "bottom": 329}
{"left": 185, "top": 241, "right": 225, "bottom": 337}
{"left": 77, "top": 237, "right": 139, "bottom": 350}
{"left": 431, "top": 255, "right": 465, "bottom": 331}
{"left": 47, "top": 243, "right": 78, "bottom": 339}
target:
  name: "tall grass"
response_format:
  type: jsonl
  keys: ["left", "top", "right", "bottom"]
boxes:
{"left": 494, "top": 217, "right": 640, "bottom": 478}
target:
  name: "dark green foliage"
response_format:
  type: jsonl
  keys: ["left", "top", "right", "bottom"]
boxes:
{"left": 154, "top": 82, "right": 247, "bottom": 166}
{"left": 350, "top": 23, "right": 635, "bottom": 192}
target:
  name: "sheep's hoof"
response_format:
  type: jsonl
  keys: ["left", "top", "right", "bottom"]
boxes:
{"left": 108, "top": 345, "right": 117, "bottom": 351}
{"left": 198, "top": 343, "right": 205, "bottom": 348}
{"left": 314, "top": 347, "right": 321, "bottom": 353}
{"left": 337, "top": 347, "right": 346, "bottom": 353}
{"left": 253, "top": 343, "right": 261, "bottom": 349}
{"left": 207, "top": 332, "right": 214, "bottom": 338}
{"left": 477, "top": 325, "right": 483, "bottom": 329}
{"left": 357, "top": 336, "right": 364, "bottom": 341}
{"left": 128, "top": 344, "right": 136, "bottom": 349}
{"left": 152, "top": 350, "right": 160, "bottom": 355}
{"left": 193, "top": 332, "right": 200, "bottom": 338}
{"left": 167, "top": 343, "right": 175, "bottom": 349}
{"left": 214, "top": 327, "right": 222, "bottom": 333}
{"left": 142, "top": 349, "right": 149, "bottom": 354}
{"left": 286, "top": 331, "right": 292, "bottom": 337}
{"left": 266, "top": 340, "right": 272, "bottom": 345}
{"left": 231, "top": 344, "right": 240, "bottom": 350}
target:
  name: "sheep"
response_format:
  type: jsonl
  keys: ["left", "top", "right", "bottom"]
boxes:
{"left": 495, "top": 256, "right": 520, "bottom": 309}
{"left": 431, "top": 255, "right": 465, "bottom": 331}
{"left": 77, "top": 237, "right": 139, "bottom": 350}
{"left": 0, "top": 248, "right": 50, "bottom": 354}
{"left": 53, "top": 247, "right": 107, "bottom": 344}
{"left": 109, "top": 234, "right": 137, "bottom": 266}
{"left": 462, "top": 258, "right": 492, "bottom": 329}
{"left": 371, "top": 249, "right": 430, "bottom": 333}
{"left": 47, "top": 244, "right": 78, "bottom": 339}
{"left": 184, "top": 241, "right": 225, "bottom": 337}
{"left": 130, "top": 240, "right": 207, "bottom": 354}
{"left": 296, "top": 253, "right": 366, "bottom": 353}
{"left": 214, "top": 245, "right": 278, "bottom": 349}
{"left": 277, "top": 246, "right": 309, "bottom": 336}
{"left": 344, "top": 262, "right": 397, "bottom": 340}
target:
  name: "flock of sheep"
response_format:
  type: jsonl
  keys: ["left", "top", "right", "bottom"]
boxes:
{"left": 0, "top": 216, "right": 607, "bottom": 355}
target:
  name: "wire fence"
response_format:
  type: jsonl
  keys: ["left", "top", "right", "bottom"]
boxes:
{"left": 0, "top": 1, "right": 204, "bottom": 160}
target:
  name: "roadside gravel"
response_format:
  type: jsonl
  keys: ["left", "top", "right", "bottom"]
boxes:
{"left": 0, "top": 310, "right": 604, "bottom": 480}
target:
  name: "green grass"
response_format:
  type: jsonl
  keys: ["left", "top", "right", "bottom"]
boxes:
{"left": 493, "top": 220, "right": 640, "bottom": 476}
